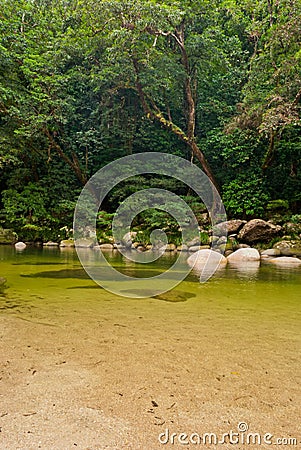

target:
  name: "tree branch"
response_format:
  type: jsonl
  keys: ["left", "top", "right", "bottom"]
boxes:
{"left": 44, "top": 127, "right": 87, "bottom": 185}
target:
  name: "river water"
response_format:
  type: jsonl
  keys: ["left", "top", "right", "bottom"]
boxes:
{"left": 0, "top": 245, "right": 300, "bottom": 449}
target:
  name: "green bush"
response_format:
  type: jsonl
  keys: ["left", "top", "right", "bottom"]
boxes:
{"left": 222, "top": 175, "right": 270, "bottom": 218}
{"left": 96, "top": 211, "right": 115, "bottom": 242}
{"left": 2, "top": 184, "right": 76, "bottom": 241}
{"left": 290, "top": 214, "right": 301, "bottom": 224}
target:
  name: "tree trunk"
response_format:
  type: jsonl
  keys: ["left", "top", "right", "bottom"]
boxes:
{"left": 176, "top": 25, "right": 219, "bottom": 189}
{"left": 132, "top": 52, "right": 219, "bottom": 192}
{"left": 44, "top": 128, "right": 87, "bottom": 185}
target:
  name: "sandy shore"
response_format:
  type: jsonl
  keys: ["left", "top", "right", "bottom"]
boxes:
{"left": 0, "top": 283, "right": 300, "bottom": 450}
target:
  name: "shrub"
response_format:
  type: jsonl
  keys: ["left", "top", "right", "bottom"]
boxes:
{"left": 222, "top": 175, "right": 270, "bottom": 219}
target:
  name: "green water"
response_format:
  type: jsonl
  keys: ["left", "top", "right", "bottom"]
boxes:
{"left": 0, "top": 244, "right": 300, "bottom": 328}
{"left": 1, "top": 244, "right": 300, "bottom": 367}
{"left": 0, "top": 245, "right": 300, "bottom": 447}
{"left": 1, "top": 244, "right": 300, "bottom": 305}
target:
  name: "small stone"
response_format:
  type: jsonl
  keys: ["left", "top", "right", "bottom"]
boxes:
{"left": 113, "top": 243, "right": 124, "bottom": 249}
{"left": 177, "top": 244, "right": 189, "bottom": 252}
{"left": 96, "top": 243, "right": 114, "bottom": 250}
{"left": 260, "top": 248, "right": 281, "bottom": 257}
{"left": 268, "top": 257, "right": 301, "bottom": 266}
{"left": 189, "top": 245, "right": 210, "bottom": 252}
{"left": 187, "top": 237, "right": 201, "bottom": 247}
{"left": 59, "top": 239, "right": 75, "bottom": 248}
{"left": 74, "top": 238, "right": 95, "bottom": 248}
{"left": 189, "top": 245, "right": 201, "bottom": 252}
{"left": 217, "top": 236, "right": 227, "bottom": 245}
{"left": 43, "top": 241, "right": 59, "bottom": 247}
{"left": 165, "top": 244, "right": 176, "bottom": 252}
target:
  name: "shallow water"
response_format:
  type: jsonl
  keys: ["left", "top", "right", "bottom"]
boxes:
{"left": 0, "top": 245, "right": 300, "bottom": 448}
{"left": 1, "top": 245, "right": 300, "bottom": 311}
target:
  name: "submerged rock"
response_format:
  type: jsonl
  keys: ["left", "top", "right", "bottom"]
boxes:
{"left": 227, "top": 260, "right": 260, "bottom": 275}
{"left": 227, "top": 248, "right": 260, "bottom": 262}
{"left": 268, "top": 257, "right": 301, "bottom": 266}
{"left": 154, "top": 291, "right": 195, "bottom": 303}
{"left": 238, "top": 219, "right": 281, "bottom": 243}
{"left": 0, "top": 277, "right": 6, "bottom": 286}
{"left": 187, "top": 249, "right": 227, "bottom": 270}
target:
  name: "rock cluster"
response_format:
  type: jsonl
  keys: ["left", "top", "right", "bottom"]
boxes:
{"left": 186, "top": 247, "right": 301, "bottom": 271}
{"left": 1, "top": 218, "right": 300, "bottom": 271}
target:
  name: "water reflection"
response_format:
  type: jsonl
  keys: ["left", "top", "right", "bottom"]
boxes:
{"left": 227, "top": 261, "right": 260, "bottom": 280}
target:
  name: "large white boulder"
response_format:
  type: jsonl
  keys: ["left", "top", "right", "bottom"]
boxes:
{"left": 227, "top": 248, "right": 260, "bottom": 262}
{"left": 15, "top": 241, "right": 26, "bottom": 250}
{"left": 187, "top": 249, "right": 227, "bottom": 270}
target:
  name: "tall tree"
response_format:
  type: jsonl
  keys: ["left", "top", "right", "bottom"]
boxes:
{"left": 230, "top": 0, "right": 301, "bottom": 169}
{"left": 81, "top": 0, "right": 227, "bottom": 189}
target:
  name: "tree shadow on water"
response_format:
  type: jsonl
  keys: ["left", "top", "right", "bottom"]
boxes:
{"left": 67, "top": 285, "right": 101, "bottom": 290}
{"left": 20, "top": 269, "right": 90, "bottom": 279}
{"left": 13, "top": 262, "right": 67, "bottom": 266}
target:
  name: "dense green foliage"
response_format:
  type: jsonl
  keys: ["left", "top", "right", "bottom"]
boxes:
{"left": 0, "top": 0, "right": 300, "bottom": 240}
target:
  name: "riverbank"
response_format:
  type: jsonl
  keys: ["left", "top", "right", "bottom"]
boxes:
{"left": 3, "top": 217, "right": 301, "bottom": 265}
